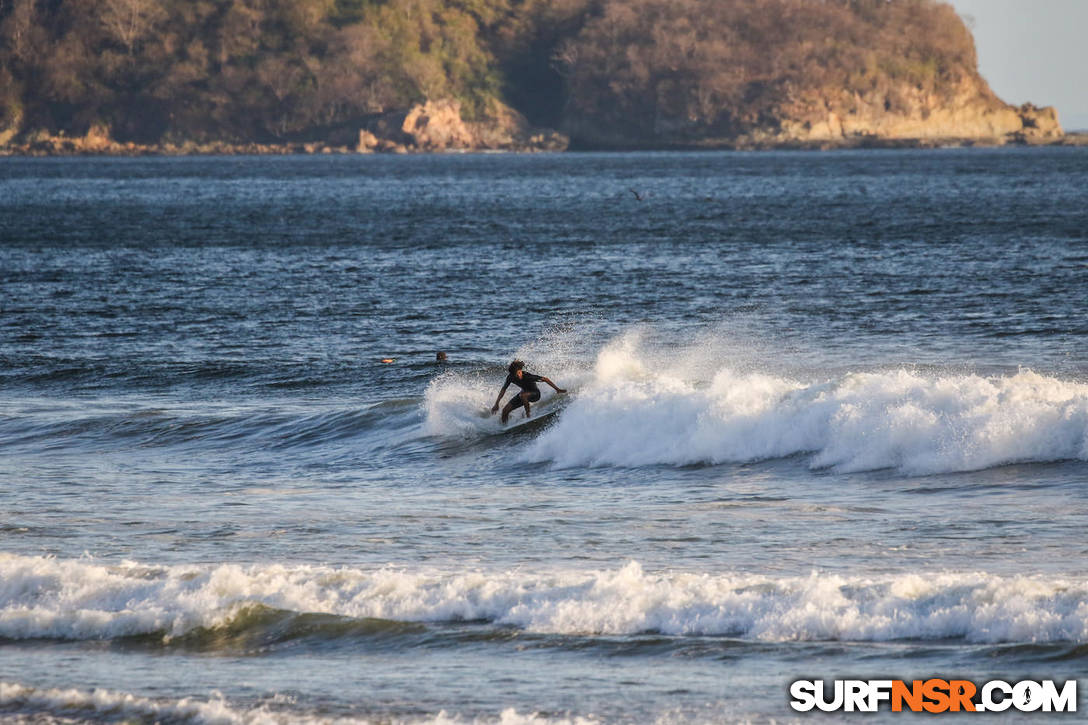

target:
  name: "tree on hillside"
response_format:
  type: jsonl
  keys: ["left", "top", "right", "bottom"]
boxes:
{"left": 100, "top": 0, "right": 166, "bottom": 56}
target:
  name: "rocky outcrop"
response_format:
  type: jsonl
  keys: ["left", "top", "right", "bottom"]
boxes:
{"left": 7, "top": 124, "right": 131, "bottom": 154}
{"left": 401, "top": 99, "right": 475, "bottom": 150}
{"left": 1013, "top": 103, "right": 1063, "bottom": 142}
{"left": 1, "top": 100, "right": 569, "bottom": 156}
{"left": 80, "top": 123, "right": 114, "bottom": 151}
{"left": 738, "top": 79, "right": 1063, "bottom": 149}
{"left": 0, "top": 91, "right": 1061, "bottom": 157}
{"left": 0, "top": 109, "right": 20, "bottom": 148}
{"left": 0, "top": 127, "right": 368, "bottom": 156}
{"left": 563, "top": 87, "right": 1065, "bottom": 150}
{"left": 360, "top": 99, "right": 568, "bottom": 153}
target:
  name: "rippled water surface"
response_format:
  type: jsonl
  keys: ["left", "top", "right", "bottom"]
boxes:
{"left": 1, "top": 149, "right": 1087, "bottom": 723}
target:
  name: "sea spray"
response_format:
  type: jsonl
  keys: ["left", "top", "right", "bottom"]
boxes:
{"left": 519, "top": 334, "right": 1088, "bottom": 474}
{"left": 423, "top": 325, "right": 602, "bottom": 438}
{"left": 423, "top": 370, "right": 500, "bottom": 438}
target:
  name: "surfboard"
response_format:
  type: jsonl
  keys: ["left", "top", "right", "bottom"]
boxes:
{"left": 479, "top": 391, "right": 569, "bottom": 434}
{"left": 501, "top": 406, "right": 562, "bottom": 435}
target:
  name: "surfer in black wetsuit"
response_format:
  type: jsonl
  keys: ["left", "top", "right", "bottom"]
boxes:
{"left": 492, "top": 360, "right": 565, "bottom": 423}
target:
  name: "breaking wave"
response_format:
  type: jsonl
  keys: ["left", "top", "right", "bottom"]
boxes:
{"left": 518, "top": 332, "right": 1088, "bottom": 474}
{"left": 1, "top": 555, "right": 1085, "bottom": 645}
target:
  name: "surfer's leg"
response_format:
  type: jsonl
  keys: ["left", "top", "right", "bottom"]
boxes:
{"left": 522, "top": 390, "right": 540, "bottom": 419}
{"left": 502, "top": 391, "right": 540, "bottom": 423}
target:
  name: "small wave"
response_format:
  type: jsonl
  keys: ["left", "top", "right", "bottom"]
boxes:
{"left": 0, "top": 681, "right": 288, "bottom": 725}
{"left": 519, "top": 332, "right": 1088, "bottom": 474}
{"left": 1, "top": 555, "right": 1085, "bottom": 645}
{"left": 0, "top": 400, "right": 419, "bottom": 454}
{"left": 138, "top": 603, "right": 426, "bottom": 653}
{"left": 0, "top": 681, "right": 599, "bottom": 725}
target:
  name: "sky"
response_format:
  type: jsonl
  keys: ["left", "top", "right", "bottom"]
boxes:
{"left": 948, "top": 0, "right": 1088, "bottom": 131}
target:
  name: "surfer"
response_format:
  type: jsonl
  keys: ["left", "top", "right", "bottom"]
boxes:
{"left": 492, "top": 360, "right": 565, "bottom": 423}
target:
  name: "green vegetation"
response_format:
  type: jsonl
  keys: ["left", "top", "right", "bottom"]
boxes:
{"left": 0, "top": 0, "right": 983, "bottom": 146}
{"left": 558, "top": 0, "right": 983, "bottom": 144}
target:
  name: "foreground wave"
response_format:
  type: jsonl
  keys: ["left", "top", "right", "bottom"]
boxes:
{"left": 2, "top": 555, "right": 1085, "bottom": 645}
{"left": 0, "top": 681, "right": 597, "bottom": 725}
{"left": 487, "top": 333, "right": 1088, "bottom": 474}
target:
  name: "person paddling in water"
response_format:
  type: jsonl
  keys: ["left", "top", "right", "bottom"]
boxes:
{"left": 492, "top": 360, "right": 565, "bottom": 423}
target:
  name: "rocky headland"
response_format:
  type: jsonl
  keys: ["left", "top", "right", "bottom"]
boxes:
{"left": 0, "top": 0, "right": 1073, "bottom": 155}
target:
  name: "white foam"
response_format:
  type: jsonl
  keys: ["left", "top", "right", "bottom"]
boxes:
{"left": 1, "top": 555, "right": 1085, "bottom": 644}
{"left": 0, "top": 681, "right": 599, "bottom": 725}
{"left": 0, "top": 681, "right": 285, "bottom": 725}
{"left": 423, "top": 371, "right": 501, "bottom": 437}
{"left": 520, "top": 334, "right": 1088, "bottom": 474}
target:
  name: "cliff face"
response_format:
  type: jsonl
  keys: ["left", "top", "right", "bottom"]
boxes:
{"left": 762, "top": 81, "right": 1063, "bottom": 148}
{"left": 563, "top": 88, "right": 1063, "bottom": 151}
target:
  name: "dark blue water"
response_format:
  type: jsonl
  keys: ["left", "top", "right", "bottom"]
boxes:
{"left": 1, "top": 149, "right": 1087, "bottom": 723}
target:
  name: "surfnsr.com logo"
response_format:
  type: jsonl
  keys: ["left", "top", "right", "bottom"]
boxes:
{"left": 790, "top": 679, "right": 1077, "bottom": 713}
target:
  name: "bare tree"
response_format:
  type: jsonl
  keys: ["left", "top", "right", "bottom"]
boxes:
{"left": 99, "top": 0, "right": 165, "bottom": 56}
{"left": 1, "top": 0, "right": 40, "bottom": 64}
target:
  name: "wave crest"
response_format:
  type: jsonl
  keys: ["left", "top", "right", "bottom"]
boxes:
{"left": 1, "top": 555, "right": 1085, "bottom": 644}
{"left": 523, "top": 335, "right": 1088, "bottom": 474}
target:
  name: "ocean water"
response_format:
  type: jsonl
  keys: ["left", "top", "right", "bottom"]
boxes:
{"left": 1, "top": 148, "right": 1087, "bottom": 723}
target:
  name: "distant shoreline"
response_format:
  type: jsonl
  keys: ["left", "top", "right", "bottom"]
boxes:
{"left": 3, "top": 132, "right": 1087, "bottom": 158}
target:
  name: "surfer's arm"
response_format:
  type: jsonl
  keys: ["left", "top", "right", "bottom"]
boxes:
{"left": 541, "top": 377, "right": 566, "bottom": 394}
{"left": 491, "top": 382, "right": 510, "bottom": 412}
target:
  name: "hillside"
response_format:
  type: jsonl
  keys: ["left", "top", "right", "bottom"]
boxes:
{"left": 556, "top": 0, "right": 1063, "bottom": 148}
{"left": 0, "top": 0, "right": 1063, "bottom": 153}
